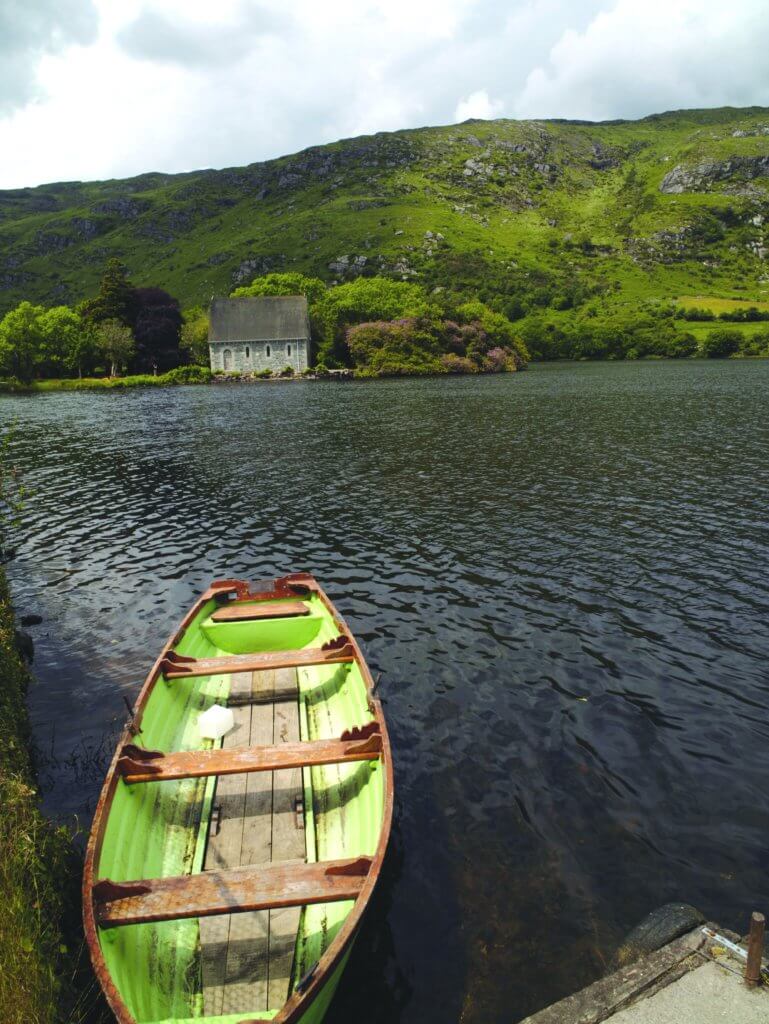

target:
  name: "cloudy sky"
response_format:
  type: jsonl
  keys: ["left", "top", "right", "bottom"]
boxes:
{"left": 1, "top": 0, "right": 768, "bottom": 189}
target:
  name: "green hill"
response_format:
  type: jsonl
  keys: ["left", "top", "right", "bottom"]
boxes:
{"left": 3, "top": 105, "right": 769, "bottom": 317}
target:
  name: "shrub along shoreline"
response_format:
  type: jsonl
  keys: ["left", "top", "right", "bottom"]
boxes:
{"left": 0, "top": 569, "right": 95, "bottom": 1023}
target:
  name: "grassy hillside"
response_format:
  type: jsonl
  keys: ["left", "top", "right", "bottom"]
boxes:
{"left": 2, "top": 106, "right": 769, "bottom": 318}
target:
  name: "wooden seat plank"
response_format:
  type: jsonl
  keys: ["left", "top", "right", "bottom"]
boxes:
{"left": 118, "top": 735, "right": 382, "bottom": 785}
{"left": 161, "top": 640, "right": 354, "bottom": 680}
{"left": 211, "top": 601, "right": 310, "bottom": 624}
{"left": 94, "top": 856, "right": 372, "bottom": 927}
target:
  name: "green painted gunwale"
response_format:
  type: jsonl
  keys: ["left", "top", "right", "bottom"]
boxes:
{"left": 84, "top": 579, "right": 391, "bottom": 1024}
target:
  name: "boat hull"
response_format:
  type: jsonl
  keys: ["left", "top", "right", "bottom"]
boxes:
{"left": 83, "top": 574, "right": 393, "bottom": 1024}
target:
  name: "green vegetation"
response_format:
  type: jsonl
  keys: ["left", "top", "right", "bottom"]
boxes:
{"left": 229, "top": 271, "right": 527, "bottom": 375}
{"left": 0, "top": 586, "right": 83, "bottom": 1023}
{"left": 0, "top": 365, "right": 213, "bottom": 393}
{"left": 0, "top": 260, "right": 189, "bottom": 384}
{"left": 699, "top": 328, "right": 744, "bottom": 358}
{"left": 4, "top": 108, "right": 769, "bottom": 373}
{"left": 1, "top": 108, "right": 769, "bottom": 330}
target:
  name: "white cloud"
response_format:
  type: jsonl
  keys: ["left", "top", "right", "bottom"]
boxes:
{"left": 0, "top": 0, "right": 767, "bottom": 189}
{"left": 516, "top": 0, "right": 769, "bottom": 120}
{"left": 455, "top": 89, "right": 505, "bottom": 122}
{"left": 0, "top": 0, "right": 98, "bottom": 115}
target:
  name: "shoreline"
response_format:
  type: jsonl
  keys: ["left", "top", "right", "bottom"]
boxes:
{"left": 0, "top": 568, "right": 95, "bottom": 1022}
{"left": 2, "top": 355, "right": 768, "bottom": 396}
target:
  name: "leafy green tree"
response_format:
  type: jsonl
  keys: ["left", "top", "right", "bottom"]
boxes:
{"left": 180, "top": 306, "right": 210, "bottom": 366}
{"left": 231, "top": 272, "right": 327, "bottom": 305}
{"left": 317, "top": 277, "right": 438, "bottom": 364}
{"left": 81, "top": 258, "right": 137, "bottom": 326}
{"left": 38, "top": 306, "right": 85, "bottom": 377}
{"left": 0, "top": 301, "right": 45, "bottom": 383}
{"left": 97, "top": 319, "right": 135, "bottom": 377}
{"left": 700, "top": 328, "right": 741, "bottom": 358}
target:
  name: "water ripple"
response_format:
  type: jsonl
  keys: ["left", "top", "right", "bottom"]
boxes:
{"left": 2, "top": 360, "right": 769, "bottom": 1022}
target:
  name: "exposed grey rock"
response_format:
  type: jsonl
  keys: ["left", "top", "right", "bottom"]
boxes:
{"left": 660, "top": 155, "right": 769, "bottom": 193}
{"left": 277, "top": 172, "right": 302, "bottom": 189}
{"left": 71, "top": 217, "right": 101, "bottom": 240}
{"left": 33, "top": 231, "right": 73, "bottom": 255}
{"left": 589, "top": 142, "right": 620, "bottom": 170}
{"left": 91, "top": 198, "right": 146, "bottom": 218}
{"left": 327, "top": 253, "right": 367, "bottom": 276}
{"left": 232, "top": 254, "right": 284, "bottom": 284}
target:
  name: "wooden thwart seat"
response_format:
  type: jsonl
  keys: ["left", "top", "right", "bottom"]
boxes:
{"left": 210, "top": 601, "right": 310, "bottom": 624}
{"left": 160, "top": 637, "right": 353, "bottom": 680}
{"left": 117, "top": 733, "right": 382, "bottom": 785}
{"left": 94, "top": 856, "right": 372, "bottom": 928}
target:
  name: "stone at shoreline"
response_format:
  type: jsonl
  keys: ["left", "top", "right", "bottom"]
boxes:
{"left": 20, "top": 614, "right": 43, "bottom": 627}
{"left": 14, "top": 628, "right": 34, "bottom": 663}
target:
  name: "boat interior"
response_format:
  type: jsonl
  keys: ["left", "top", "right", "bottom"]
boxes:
{"left": 92, "top": 591, "right": 386, "bottom": 1024}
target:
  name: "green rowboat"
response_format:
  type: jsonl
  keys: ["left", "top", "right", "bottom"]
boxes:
{"left": 84, "top": 573, "right": 394, "bottom": 1024}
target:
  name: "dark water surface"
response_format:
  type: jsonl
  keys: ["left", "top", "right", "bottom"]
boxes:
{"left": 3, "top": 361, "right": 769, "bottom": 1023}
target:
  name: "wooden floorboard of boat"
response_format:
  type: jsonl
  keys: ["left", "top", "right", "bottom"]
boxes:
{"left": 200, "top": 671, "right": 252, "bottom": 1016}
{"left": 202, "top": 667, "right": 306, "bottom": 1015}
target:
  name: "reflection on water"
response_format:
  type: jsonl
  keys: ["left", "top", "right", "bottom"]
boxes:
{"left": 3, "top": 360, "right": 769, "bottom": 1022}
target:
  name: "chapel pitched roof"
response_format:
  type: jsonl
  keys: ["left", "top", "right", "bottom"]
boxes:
{"left": 208, "top": 296, "right": 310, "bottom": 342}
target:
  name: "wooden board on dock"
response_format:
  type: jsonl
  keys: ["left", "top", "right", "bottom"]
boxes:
{"left": 200, "top": 667, "right": 306, "bottom": 1016}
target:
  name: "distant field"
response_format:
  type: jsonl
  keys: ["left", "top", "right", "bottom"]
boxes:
{"left": 675, "top": 319, "right": 769, "bottom": 337}
{"left": 675, "top": 295, "right": 769, "bottom": 313}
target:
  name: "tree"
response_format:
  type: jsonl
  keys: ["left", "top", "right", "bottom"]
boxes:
{"left": 700, "top": 328, "right": 741, "bottom": 358}
{"left": 455, "top": 300, "right": 530, "bottom": 367}
{"left": 231, "top": 272, "right": 327, "bottom": 305}
{"left": 38, "top": 306, "right": 86, "bottom": 378}
{"left": 346, "top": 318, "right": 445, "bottom": 376}
{"left": 81, "top": 258, "right": 137, "bottom": 327}
{"left": 317, "top": 277, "right": 438, "bottom": 365}
{"left": 180, "top": 306, "right": 210, "bottom": 366}
{"left": 131, "top": 287, "right": 183, "bottom": 373}
{"left": 0, "top": 301, "right": 45, "bottom": 382}
{"left": 97, "top": 319, "right": 135, "bottom": 377}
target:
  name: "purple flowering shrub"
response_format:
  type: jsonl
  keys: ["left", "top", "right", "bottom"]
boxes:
{"left": 345, "top": 311, "right": 525, "bottom": 377}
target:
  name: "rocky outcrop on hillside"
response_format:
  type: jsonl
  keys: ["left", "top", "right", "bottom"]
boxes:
{"left": 660, "top": 156, "right": 769, "bottom": 193}
{"left": 1, "top": 107, "right": 769, "bottom": 313}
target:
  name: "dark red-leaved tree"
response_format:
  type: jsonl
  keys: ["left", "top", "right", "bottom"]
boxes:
{"left": 131, "top": 287, "right": 184, "bottom": 374}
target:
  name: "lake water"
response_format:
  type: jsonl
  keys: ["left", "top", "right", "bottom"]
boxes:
{"left": 3, "top": 360, "right": 769, "bottom": 1022}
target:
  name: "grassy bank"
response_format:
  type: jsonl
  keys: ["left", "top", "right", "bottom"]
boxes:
{"left": 0, "top": 365, "right": 212, "bottom": 394}
{"left": 0, "top": 570, "right": 99, "bottom": 1023}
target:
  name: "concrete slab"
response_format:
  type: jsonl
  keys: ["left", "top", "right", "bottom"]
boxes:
{"left": 609, "top": 959, "right": 769, "bottom": 1023}
{"left": 520, "top": 926, "right": 769, "bottom": 1024}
